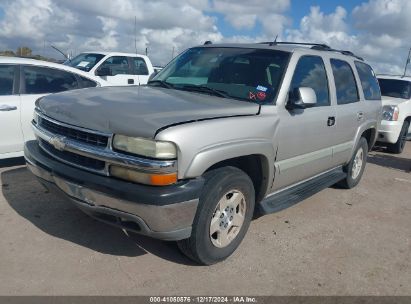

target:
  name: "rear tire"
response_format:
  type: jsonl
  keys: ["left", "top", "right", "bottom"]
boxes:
{"left": 337, "top": 137, "right": 368, "bottom": 189}
{"left": 177, "top": 166, "right": 255, "bottom": 265}
{"left": 387, "top": 121, "right": 409, "bottom": 154}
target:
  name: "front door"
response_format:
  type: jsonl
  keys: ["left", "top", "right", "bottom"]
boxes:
{"left": 272, "top": 55, "right": 337, "bottom": 191}
{"left": 0, "top": 65, "right": 23, "bottom": 156}
{"left": 96, "top": 56, "right": 137, "bottom": 86}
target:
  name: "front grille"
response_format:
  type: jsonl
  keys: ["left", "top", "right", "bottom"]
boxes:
{"left": 40, "top": 139, "right": 105, "bottom": 171}
{"left": 39, "top": 117, "right": 108, "bottom": 147}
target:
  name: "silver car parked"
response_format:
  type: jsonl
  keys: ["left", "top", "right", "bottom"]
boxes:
{"left": 25, "top": 42, "right": 382, "bottom": 265}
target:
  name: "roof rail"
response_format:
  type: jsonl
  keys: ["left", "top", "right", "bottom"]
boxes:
{"left": 259, "top": 41, "right": 364, "bottom": 61}
{"left": 259, "top": 41, "right": 331, "bottom": 48}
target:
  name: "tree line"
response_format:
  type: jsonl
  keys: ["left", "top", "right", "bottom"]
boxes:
{"left": 0, "top": 47, "right": 58, "bottom": 62}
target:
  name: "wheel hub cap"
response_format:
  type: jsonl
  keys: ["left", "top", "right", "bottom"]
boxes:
{"left": 209, "top": 190, "right": 246, "bottom": 248}
{"left": 351, "top": 147, "right": 364, "bottom": 179}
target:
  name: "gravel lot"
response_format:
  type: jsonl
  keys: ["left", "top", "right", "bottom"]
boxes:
{"left": 0, "top": 143, "right": 410, "bottom": 295}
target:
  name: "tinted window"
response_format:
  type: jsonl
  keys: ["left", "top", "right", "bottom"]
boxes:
{"left": 289, "top": 56, "right": 330, "bottom": 107}
{"left": 65, "top": 53, "right": 105, "bottom": 72}
{"left": 0, "top": 65, "right": 14, "bottom": 95}
{"left": 24, "top": 66, "right": 78, "bottom": 94}
{"left": 378, "top": 78, "right": 411, "bottom": 99}
{"left": 98, "top": 56, "right": 129, "bottom": 76}
{"left": 153, "top": 47, "right": 290, "bottom": 104}
{"left": 331, "top": 59, "right": 359, "bottom": 105}
{"left": 355, "top": 61, "right": 381, "bottom": 100}
{"left": 80, "top": 76, "right": 98, "bottom": 88}
{"left": 132, "top": 57, "right": 149, "bottom": 75}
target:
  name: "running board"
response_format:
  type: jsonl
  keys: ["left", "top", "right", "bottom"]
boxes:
{"left": 259, "top": 168, "right": 347, "bottom": 215}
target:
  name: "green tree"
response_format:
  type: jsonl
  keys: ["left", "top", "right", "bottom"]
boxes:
{"left": 16, "top": 46, "right": 32, "bottom": 57}
{"left": 0, "top": 50, "right": 16, "bottom": 56}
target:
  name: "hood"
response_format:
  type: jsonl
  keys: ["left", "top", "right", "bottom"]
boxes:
{"left": 381, "top": 96, "right": 407, "bottom": 106}
{"left": 38, "top": 86, "right": 260, "bottom": 138}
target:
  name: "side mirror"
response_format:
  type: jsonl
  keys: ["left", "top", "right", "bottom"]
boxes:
{"left": 286, "top": 87, "right": 317, "bottom": 110}
{"left": 96, "top": 66, "right": 112, "bottom": 77}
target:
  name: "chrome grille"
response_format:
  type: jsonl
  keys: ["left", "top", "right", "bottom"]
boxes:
{"left": 40, "top": 139, "right": 106, "bottom": 171}
{"left": 39, "top": 117, "right": 109, "bottom": 147}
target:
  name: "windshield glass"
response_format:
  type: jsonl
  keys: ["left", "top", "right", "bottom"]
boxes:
{"left": 378, "top": 78, "right": 411, "bottom": 99}
{"left": 65, "top": 53, "right": 105, "bottom": 72}
{"left": 150, "top": 47, "right": 290, "bottom": 104}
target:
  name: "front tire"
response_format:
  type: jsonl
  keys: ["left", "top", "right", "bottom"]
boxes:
{"left": 387, "top": 120, "right": 409, "bottom": 154}
{"left": 177, "top": 166, "right": 255, "bottom": 265}
{"left": 337, "top": 137, "right": 368, "bottom": 189}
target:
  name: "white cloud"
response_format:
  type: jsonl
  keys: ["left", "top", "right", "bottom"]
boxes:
{"left": 285, "top": 3, "right": 409, "bottom": 75}
{"left": 0, "top": 0, "right": 409, "bottom": 74}
{"left": 211, "top": 0, "right": 290, "bottom": 37}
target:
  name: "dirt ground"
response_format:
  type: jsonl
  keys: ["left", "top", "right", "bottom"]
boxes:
{"left": 0, "top": 143, "right": 410, "bottom": 296}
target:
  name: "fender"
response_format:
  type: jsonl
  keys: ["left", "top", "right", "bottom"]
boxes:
{"left": 348, "top": 119, "right": 378, "bottom": 163}
{"left": 184, "top": 139, "right": 276, "bottom": 197}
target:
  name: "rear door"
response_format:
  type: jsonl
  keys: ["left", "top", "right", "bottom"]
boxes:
{"left": 328, "top": 59, "right": 363, "bottom": 165}
{"left": 95, "top": 56, "right": 136, "bottom": 85}
{"left": 273, "top": 55, "right": 336, "bottom": 191}
{"left": 130, "top": 56, "right": 150, "bottom": 85}
{"left": 20, "top": 65, "right": 80, "bottom": 142}
{"left": 0, "top": 64, "right": 23, "bottom": 156}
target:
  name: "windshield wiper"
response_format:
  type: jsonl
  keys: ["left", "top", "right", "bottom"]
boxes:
{"left": 178, "top": 84, "right": 229, "bottom": 98}
{"left": 147, "top": 80, "right": 174, "bottom": 89}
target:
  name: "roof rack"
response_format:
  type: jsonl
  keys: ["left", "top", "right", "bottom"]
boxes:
{"left": 259, "top": 41, "right": 364, "bottom": 61}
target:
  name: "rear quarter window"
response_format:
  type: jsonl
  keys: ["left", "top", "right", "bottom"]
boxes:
{"left": 80, "top": 76, "right": 98, "bottom": 88}
{"left": 355, "top": 61, "right": 381, "bottom": 100}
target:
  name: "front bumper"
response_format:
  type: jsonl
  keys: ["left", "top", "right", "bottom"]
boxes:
{"left": 24, "top": 140, "right": 204, "bottom": 241}
{"left": 377, "top": 120, "right": 403, "bottom": 144}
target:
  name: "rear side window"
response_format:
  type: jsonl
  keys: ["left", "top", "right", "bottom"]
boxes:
{"left": 80, "top": 76, "right": 98, "bottom": 88}
{"left": 131, "top": 57, "right": 149, "bottom": 75}
{"left": 98, "top": 56, "right": 129, "bottom": 76}
{"left": 24, "top": 66, "right": 78, "bottom": 94}
{"left": 355, "top": 61, "right": 381, "bottom": 100}
{"left": 0, "top": 65, "right": 15, "bottom": 95}
{"left": 330, "top": 59, "right": 359, "bottom": 105}
{"left": 289, "top": 55, "right": 330, "bottom": 107}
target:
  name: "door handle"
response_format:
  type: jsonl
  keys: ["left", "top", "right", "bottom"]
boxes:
{"left": 128, "top": 79, "right": 134, "bottom": 84}
{"left": 0, "top": 105, "right": 17, "bottom": 111}
{"left": 357, "top": 112, "right": 364, "bottom": 121}
{"left": 327, "top": 116, "right": 336, "bottom": 127}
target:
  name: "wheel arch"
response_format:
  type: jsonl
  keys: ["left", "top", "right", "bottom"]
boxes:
{"left": 184, "top": 141, "right": 275, "bottom": 204}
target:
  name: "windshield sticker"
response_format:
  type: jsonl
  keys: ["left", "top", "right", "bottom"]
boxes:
{"left": 249, "top": 92, "right": 257, "bottom": 100}
{"left": 257, "top": 92, "right": 266, "bottom": 101}
{"left": 256, "top": 85, "right": 267, "bottom": 92}
{"left": 77, "top": 61, "right": 90, "bottom": 67}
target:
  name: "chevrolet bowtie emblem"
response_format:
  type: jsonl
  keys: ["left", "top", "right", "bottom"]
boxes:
{"left": 49, "top": 136, "right": 66, "bottom": 151}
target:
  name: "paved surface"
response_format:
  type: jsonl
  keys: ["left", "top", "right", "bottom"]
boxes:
{"left": 0, "top": 143, "right": 410, "bottom": 296}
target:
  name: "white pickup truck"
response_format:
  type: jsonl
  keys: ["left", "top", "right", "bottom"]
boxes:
{"left": 65, "top": 52, "right": 155, "bottom": 86}
{"left": 377, "top": 75, "right": 411, "bottom": 153}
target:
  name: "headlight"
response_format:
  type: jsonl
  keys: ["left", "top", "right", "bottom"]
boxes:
{"left": 382, "top": 105, "right": 399, "bottom": 121}
{"left": 112, "top": 135, "right": 177, "bottom": 159}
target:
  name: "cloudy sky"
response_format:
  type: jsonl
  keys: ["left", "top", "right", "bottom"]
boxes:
{"left": 0, "top": 0, "right": 409, "bottom": 74}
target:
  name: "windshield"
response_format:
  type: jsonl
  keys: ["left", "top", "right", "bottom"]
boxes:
{"left": 378, "top": 78, "right": 411, "bottom": 99}
{"left": 150, "top": 47, "right": 290, "bottom": 104}
{"left": 65, "top": 53, "right": 105, "bottom": 72}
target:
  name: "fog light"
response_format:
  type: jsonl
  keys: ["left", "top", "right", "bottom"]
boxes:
{"left": 110, "top": 165, "right": 177, "bottom": 186}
